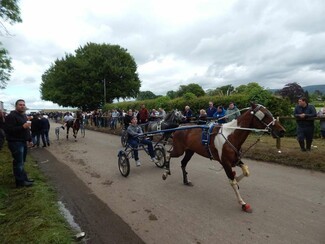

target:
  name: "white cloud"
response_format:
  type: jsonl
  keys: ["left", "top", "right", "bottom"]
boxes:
{"left": 1, "top": 0, "right": 325, "bottom": 110}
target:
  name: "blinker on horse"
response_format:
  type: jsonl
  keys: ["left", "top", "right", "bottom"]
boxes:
{"left": 147, "top": 109, "right": 184, "bottom": 143}
{"left": 162, "top": 103, "right": 285, "bottom": 213}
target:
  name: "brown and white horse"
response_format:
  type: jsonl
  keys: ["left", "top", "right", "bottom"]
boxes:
{"left": 162, "top": 103, "right": 285, "bottom": 212}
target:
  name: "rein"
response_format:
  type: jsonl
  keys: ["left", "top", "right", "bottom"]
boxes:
{"left": 206, "top": 106, "right": 275, "bottom": 164}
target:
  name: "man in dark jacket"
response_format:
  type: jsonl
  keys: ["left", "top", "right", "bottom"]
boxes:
{"left": 294, "top": 97, "right": 317, "bottom": 151}
{"left": 206, "top": 101, "right": 217, "bottom": 118}
{"left": 137, "top": 104, "right": 149, "bottom": 132}
{"left": 40, "top": 114, "right": 50, "bottom": 147}
{"left": 31, "top": 114, "right": 42, "bottom": 147}
{"left": 4, "top": 99, "right": 33, "bottom": 187}
{"left": 123, "top": 109, "right": 133, "bottom": 129}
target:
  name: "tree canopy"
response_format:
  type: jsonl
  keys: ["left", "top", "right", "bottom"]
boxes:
{"left": 40, "top": 42, "right": 141, "bottom": 111}
{"left": 136, "top": 91, "right": 157, "bottom": 100}
{"left": 206, "top": 85, "right": 235, "bottom": 96}
{"left": 176, "top": 83, "right": 205, "bottom": 97}
{"left": 236, "top": 82, "right": 272, "bottom": 103}
{"left": 278, "top": 82, "right": 306, "bottom": 104}
{"left": 0, "top": 0, "right": 22, "bottom": 88}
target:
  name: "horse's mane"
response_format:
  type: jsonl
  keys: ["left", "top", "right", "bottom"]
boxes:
{"left": 164, "top": 111, "right": 174, "bottom": 121}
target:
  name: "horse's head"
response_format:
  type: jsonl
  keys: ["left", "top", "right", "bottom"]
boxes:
{"left": 249, "top": 103, "right": 285, "bottom": 138}
{"left": 173, "top": 109, "right": 184, "bottom": 123}
{"left": 165, "top": 109, "right": 183, "bottom": 124}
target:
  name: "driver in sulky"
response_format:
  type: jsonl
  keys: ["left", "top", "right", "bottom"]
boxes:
{"left": 127, "top": 116, "right": 158, "bottom": 167}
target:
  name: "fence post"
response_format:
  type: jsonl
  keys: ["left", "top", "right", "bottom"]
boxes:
{"left": 276, "top": 116, "right": 281, "bottom": 150}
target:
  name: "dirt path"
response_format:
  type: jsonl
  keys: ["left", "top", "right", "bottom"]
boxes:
{"left": 30, "top": 122, "right": 325, "bottom": 244}
{"left": 31, "top": 147, "right": 144, "bottom": 244}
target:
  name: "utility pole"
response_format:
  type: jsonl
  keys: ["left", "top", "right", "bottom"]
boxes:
{"left": 103, "top": 78, "right": 106, "bottom": 105}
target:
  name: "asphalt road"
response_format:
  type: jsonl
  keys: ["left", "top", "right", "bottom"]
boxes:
{"left": 31, "top": 122, "right": 325, "bottom": 244}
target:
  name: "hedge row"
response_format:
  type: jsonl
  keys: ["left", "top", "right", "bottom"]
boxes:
{"left": 104, "top": 94, "right": 292, "bottom": 117}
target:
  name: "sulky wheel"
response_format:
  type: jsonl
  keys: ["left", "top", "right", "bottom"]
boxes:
{"left": 121, "top": 131, "right": 128, "bottom": 147}
{"left": 118, "top": 150, "right": 130, "bottom": 177}
{"left": 154, "top": 146, "right": 166, "bottom": 168}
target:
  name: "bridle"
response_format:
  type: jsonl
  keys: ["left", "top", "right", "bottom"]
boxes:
{"left": 251, "top": 105, "right": 276, "bottom": 133}
{"left": 207, "top": 105, "right": 278, "bottom": 163}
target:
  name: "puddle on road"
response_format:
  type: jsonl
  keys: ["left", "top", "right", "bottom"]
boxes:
{"left": 58, "top": 201, "right": 87, "bottom": 242}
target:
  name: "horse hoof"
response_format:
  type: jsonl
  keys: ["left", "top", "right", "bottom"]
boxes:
{"left": 162, "top": 173, "right": 167, "bottom": 180}
{"left": 184, "top": 181, "right": 193, "bottom": 186}
{"left": 242, "top": 204, "right": 253, "bottom": 213}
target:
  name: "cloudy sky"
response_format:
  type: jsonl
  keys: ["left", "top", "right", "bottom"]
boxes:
{"left": 1, "top": 0, "right": 325, "bottom": 110}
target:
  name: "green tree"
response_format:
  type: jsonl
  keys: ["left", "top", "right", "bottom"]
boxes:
{"left": 0, "top": 48, "right": 12, "bottom": 88}
{"left": 217, "top": 85, "right": 235, "bottom": 96}
{"left": 40, "top": 43, "right": 141, "bottom": 111}
{"left": 236, "top": 82, "right": 273, "bottom": 105}
{"left": 0, "top": 0, "right": 22, "bottom": 88}
{"left": 176, "top": 83, "right": 205, "bottom": 97}
{"left": 166, "top": 90, "right": 177, "bottom": 99}
{"left": 206, "top": 85, "right": 235, "bottom": 96}
{"left": 182, "top": 92, "right": 197, "bottom": 101}
{"left": 155, "top": 96, "right": 171, "bottom": 110}
{"left": 136, "top": 91, "right": 157, "bottom": 100}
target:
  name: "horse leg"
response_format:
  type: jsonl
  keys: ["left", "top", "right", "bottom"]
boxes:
{"left": 66, "top": 127, "right": 69, "bottom": 139}
{"left": 181, "top": 150, "right": 194, "bottom": 186}
{"left": 235, "top": 160, "right": 250, "bottom": 183}
{"left": 73, "top": 130, "right": 76, "bottom": 138}
{"left": 162, "top": 141, "right": 186, "bottom": 181}
{"left": 73, "top": 129, "right": 77, "bottom": 141}
{"left": 223, "top": 163, "right": 252, "bottom": 213}
{"left": 162, "top": 152, "right": 171, "bottom": 180}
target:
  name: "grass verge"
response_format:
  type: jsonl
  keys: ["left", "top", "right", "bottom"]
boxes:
{"left": 0, "top": 144, "right": 76, "bottom": 243}
{"left": 242, "top": 134, "right": 325, "bottom": 172}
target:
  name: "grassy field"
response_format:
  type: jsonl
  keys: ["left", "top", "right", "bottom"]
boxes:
{"left": 0, "top": 145, "right": 76, "bottom": 243}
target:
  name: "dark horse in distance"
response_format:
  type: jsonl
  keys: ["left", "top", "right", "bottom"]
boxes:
{"left": 66, "top": 112, "right": 82, "bottom": 141}
{"left": 162, "top": 103, "right": 285, "bottom": 212}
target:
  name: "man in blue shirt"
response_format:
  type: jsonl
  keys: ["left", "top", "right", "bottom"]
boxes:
{"left": 213, "top": 106, "right": 226, "bottom": 124}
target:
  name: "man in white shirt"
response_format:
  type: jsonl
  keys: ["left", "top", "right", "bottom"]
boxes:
{"left": 63, "top": 113, "right": 74, "bottom": 127}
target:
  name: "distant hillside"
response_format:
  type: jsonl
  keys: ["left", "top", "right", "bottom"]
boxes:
{"left": 269, "top": 84, "right": 325, "bottom": 93}
{"left": 303, "top": 85, "right": 325, "bottom": 93}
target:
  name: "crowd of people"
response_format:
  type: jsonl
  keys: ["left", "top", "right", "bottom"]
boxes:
{"left": 1, "top": 97, "right": 325, "bottom": 188}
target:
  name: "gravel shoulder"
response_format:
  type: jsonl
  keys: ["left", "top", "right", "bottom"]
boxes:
{"left": 31, "top": 143, "right": 144, "bottom": 244}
